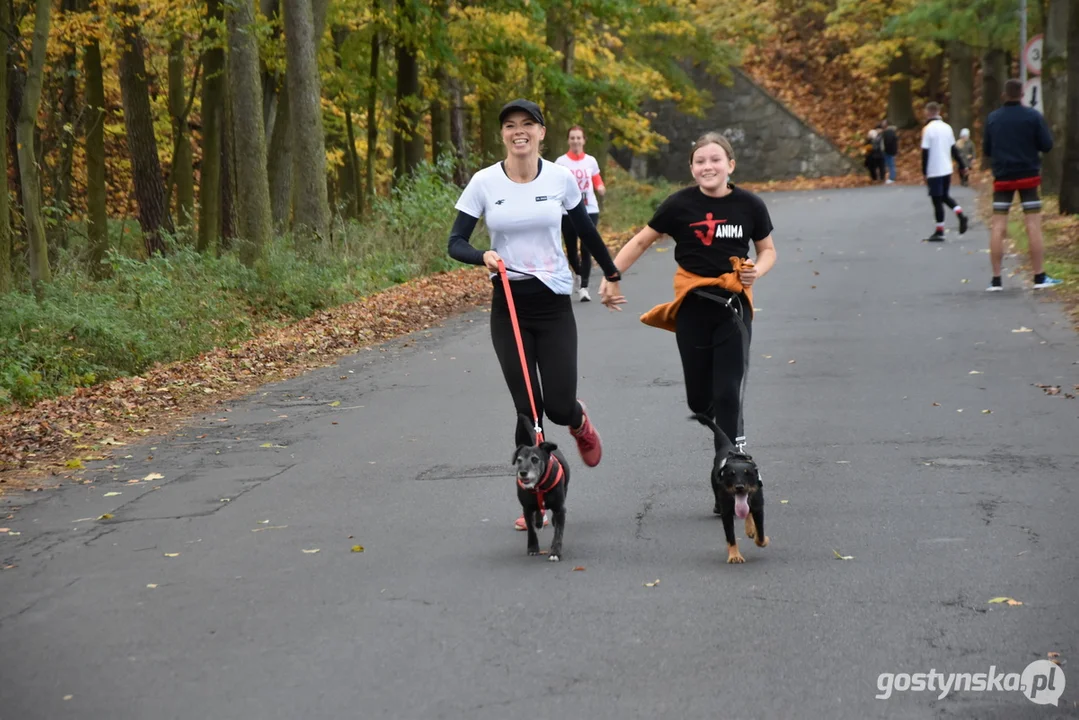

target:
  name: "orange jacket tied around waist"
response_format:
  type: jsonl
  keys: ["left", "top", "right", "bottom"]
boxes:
{"left": 638, "top": 257, "right": 754, "bottom": 333}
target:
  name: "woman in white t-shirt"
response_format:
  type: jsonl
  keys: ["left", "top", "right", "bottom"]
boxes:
{"left": 447, "top": 99, "right": 626, "bottom": 531}
{"left": 556, "top": 126, "right": 606, "bottom": 302}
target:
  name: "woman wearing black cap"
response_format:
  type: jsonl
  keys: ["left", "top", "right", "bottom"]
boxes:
{"left": 448, "top": 98, "right": 626, "bottom": 531}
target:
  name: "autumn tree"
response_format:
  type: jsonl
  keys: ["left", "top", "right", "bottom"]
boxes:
{"left": 227, "top": 0, "right": 273, "bottom": 263}
{"left": 1041, "top": 0, "right": 1069, "bottom": 196}
{"left": 17, "top": 0, "right": 52, "bottom": 294}
{"left": 118, "top": 2, "right": 174, "bottom": 256}
{"left": 0, "top": 0, "right": 11, "bottom": 293}
{"left": 199, "top": 0, "right": 226, "bottom": 253}
{"left": 82, "top": 0, "right": 109, "bottom": 277}
{"left": 1060, "top": 0, "right": 1079, "bottom": 214}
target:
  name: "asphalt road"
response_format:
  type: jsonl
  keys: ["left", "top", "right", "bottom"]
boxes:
{"left": 2, "top": 184, "right": 1078, "bottom": 720}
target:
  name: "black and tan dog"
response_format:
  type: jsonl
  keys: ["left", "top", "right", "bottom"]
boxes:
{"left": 512, "top": 415, "right": 571, "bottom": 562}
{"left": 691, "top": 413, "right": 769, "bottom": 563}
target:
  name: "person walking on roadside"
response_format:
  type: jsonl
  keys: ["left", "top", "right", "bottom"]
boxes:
{"left": 599, "top": 132, "right": 777, "bottom": 511}
{"left": 983, "top": 79, "right": 1061, "bottom": 291}
{"left": 956, "top": 128, "right": 976, "bottom": 186}
{"left": 556, "top": 126, "right": 607, "bottom": 302}
{"left": 880, "top": 119, "right": 898, "bottom": 184}
{"left": 446, "top": 99, "right": 626, "bottom": 531}
{"left": 920, "top": 102, "right": 969, "bottom": 242}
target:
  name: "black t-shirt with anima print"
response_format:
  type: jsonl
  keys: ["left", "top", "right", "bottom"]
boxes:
{"left": 647, "top": 185, "right": 774, "bottom": 277}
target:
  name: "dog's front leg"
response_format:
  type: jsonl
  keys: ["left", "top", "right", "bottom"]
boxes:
{"left": 720, "top": 510, "right": 744, "bottom": 564}
{"left": 748, "top": 493, "right": 768, "bottom": 548}
{"left": 548, "top": 506, "right": 565, "bottom": 562}
{"left": 522, "top": 500, "right": 541, "bottom": 556}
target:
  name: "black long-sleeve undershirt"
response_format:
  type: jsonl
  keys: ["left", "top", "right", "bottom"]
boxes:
{"left": 446, "top": 199, "right": 620, "bottom": 280}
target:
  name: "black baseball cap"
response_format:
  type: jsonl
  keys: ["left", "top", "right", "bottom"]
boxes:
{"left": 499, "top": 99, "right": 545, "bottom": 126}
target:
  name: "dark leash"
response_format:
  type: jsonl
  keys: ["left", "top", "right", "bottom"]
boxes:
{"left": 690, "top": 287, "right": 751, "bottom": 452}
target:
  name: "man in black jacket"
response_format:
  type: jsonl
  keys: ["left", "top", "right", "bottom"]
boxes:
{"left": 983, "top": 79, "right": 1061, "bottom": 291}
{"left": 880, "top": 119, "right": 898, "bottom": 183}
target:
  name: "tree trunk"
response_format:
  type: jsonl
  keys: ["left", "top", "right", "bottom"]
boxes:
{"left": 17, "top": 0, "right": 51, "bottom": 293}
{"left": 429, "top": 0, "right": 451, "bottom": 169}
{"left": 0, "top": 0, "right": 11, "bottom": 293}
{"left": 260, "top": 0, "right": 280, "bottom": 136}
{"left": 1060, "top": 2, "right": 1079, "bottom": 214}
{"left": 221, "top": 78, "right": 237, "bottom": 248}
{"left": 478, "top": 95, "right": 500, "bottom": 165}
{"left": 169, "top": 36, "right": 195, "bottom": 233}
{"left": 980, "top": 48, "right": 1007, "bottom": 170}
{"left": 118, "top": 3, "right": 174, "bottom": 257}
{"left": 1041, "top": 0, "right": 1069, "bottom": 196}
{"left": 198, "top": 0, "right": 225, "bottom": 253}
{"left": 886, "top": 47, "right": 917, "bottom": 129}
{"left": 392, "top": 0, "right": 424, "bottom": 183}
{"left": 448, "top": 75, "right": 468, "bottom": 185}
{"left": 364, "top": 0, "right": 380, "bottom": 212}
{"left": 227, "top": 0, "right": 273, "bottom": 264}
{"left": 267, "top": 84, "right": 292, "bottom": 229}
{"left": 544, "top": 0, "right": 574, "bottom": 158}
{"left": 83, "top": 15, "right": 109, "bottom": 278}
{"left": 947, "top": 41, "right": 975, "bottom": 140}
{"left": 283, "top": 0, "right": 330, "bottom": 238}
{"left": 925, "top": 51, "right": 945, "bottom": 103}
{"left": 52, "top": 0, "right": 78, "bottom": 250}
{"left": 332, "top": 27, "right": 361, "bottom": 218}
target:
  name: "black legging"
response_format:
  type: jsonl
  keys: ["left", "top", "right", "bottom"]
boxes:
{"left": 562, "top": 213, "right": 599, "bottom": 288}
{"left": 932, "top": 195, "right": 959, "bottom": 223}
{"left": 490, "top": 278, "right": 584, "bottom": 447}
{"left": 675, "top": 290, "right": 753, "bottom": 446}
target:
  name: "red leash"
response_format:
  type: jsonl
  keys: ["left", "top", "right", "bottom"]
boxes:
{"left": 497, "top": 259, "right": 544, "bottom": 444}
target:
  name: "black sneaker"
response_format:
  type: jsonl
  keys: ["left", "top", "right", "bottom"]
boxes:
{"left": 924, "top": 231, "right": 945, "bottom": 242}
{"left": 959, "top": 213, "right": 968, "bottom": 235}
{"left": 986, "top": 276, "right": 1003, "bottom": 292}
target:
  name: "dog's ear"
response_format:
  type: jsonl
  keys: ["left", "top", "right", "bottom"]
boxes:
{"left": 539, "top": 441, "right": 558, "bottom": 454}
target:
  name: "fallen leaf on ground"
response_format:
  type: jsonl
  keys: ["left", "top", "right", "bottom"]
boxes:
{"left": 164, "top": 553, "right": 180, "bottom": 558}
{"left": 257, "top": 519, "right": 270, "bottom": 524}
{"left": 98, "top": 513, "right": 113, "bottom": 520}
{"left": 146, "top": 584, "right": 158, "bottom": 589}
{"left": 932, "top": 402, "right": 941, "bottom": 407}
{"left": 982, "top": 409, "right": 992, "bottom": 414}
{"left": 63, "top": 695, "right": 73, "bottom": 701}
{"left": 104, "top": 492, "right": 121, "bottom": 497}
{"left": 573, "top": 566, "right": 585, "bottom": 571}
{"left": 833, "top": 549, "right": 854, "bottom": 560}
{"left": 788, "top": 359, "right": 796, "bottom": 364}
{"left": 65, "top": 459, "right": 83, "bottom": 469}
{"left": 645, "top": 579, "right": 661, "bottom": 587}
{"left": 654, "top": 247, "right": 669, "bottom": 252}
{"left": 302, "top": 548, "right": 320, "bottom": 554}
{"left": 1048, "top": 652, "right": 1061, "bottom": 658}
{"left": 969, "top": 370, "right": 983, "bottom": 375}
{"left": 329, "top": 400, "right": 341, "bottom": 407}
{"left": 351, "top": 545, "right": 364, "bottom": 553}
{"left": 1012, "top": 326, "right": 1033, "bottom": 333}
{"left": 101, "top": 438, "right": 126, "bottom": 446}
{"left": 259, "top": 443, "right": 286, "bottom": 448}
{"left": 762, "top": 355, "right": 772, "bottom": 359}
{"left": 780, "top": 500, "right": 789, "bottom": 504}
{"left": 196, "top": 434, "right": 208, "bottom": 439}
{"left": 143, "top": 473, "right": 164, "bottom": 481}
{"left": 252, "top": 525, "right": 288, "bottom": 532}
{"left": 987, "top": 596, "right": 1023, "bottom": 605}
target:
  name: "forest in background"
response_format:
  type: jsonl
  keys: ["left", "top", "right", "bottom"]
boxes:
{"left": 1, "top": 0, "right": 1077, "bottom": 411}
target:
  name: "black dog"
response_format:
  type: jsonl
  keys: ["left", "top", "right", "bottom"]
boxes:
{"left": 512, "top": 415, "right": 571, "bottom": 562}
{"left": 690, "top": 413, "right": 768, "bottom": 564}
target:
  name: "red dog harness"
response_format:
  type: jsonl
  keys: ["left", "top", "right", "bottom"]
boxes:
{"left": 517, "top": 455, "right": 565, "bottom": 515}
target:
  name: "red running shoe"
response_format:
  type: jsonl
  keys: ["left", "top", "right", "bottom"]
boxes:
{"left": 570, "top": 400, "right": 602, "bottom": 467}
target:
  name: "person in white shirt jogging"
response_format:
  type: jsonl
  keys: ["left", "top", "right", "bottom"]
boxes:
{"left": 920, "top": 102, "right": 969, "bottom": 242}
{"left": 556, "top": 126, "right": 606, "bottom": 302}
{"left": 446, "top": 99, "right": 627, "bottom": 531}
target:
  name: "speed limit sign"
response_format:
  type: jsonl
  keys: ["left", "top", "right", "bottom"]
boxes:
{"left": 1024, "top": 34, "right": 1043, "bottom": 75}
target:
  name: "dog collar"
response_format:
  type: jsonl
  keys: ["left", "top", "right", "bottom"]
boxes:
{"left": 517, "top": 455, "right": 565, "bottom": 513}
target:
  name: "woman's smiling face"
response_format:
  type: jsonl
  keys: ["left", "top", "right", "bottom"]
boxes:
{"left": 501, "top": 112, "right": 545, "bottom": 158}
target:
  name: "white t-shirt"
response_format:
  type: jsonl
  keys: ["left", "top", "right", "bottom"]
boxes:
{"left": 555, "top": 152, "right": 603, "bottom": 213}
{"left": 455, "top": 159, "right": 581, "bottom": 294}
{"left": 921, "top": 118, "right": 956, "bottom": 178}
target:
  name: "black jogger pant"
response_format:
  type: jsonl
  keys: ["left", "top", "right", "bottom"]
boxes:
{"left": 490, "top": 278, "right": 584, "bottom": 448}
{"left": 561, "top": 213, "right": 599, "bottom": 288}
{"left": 675, "top": 290, "right": 753, "bottom": 447}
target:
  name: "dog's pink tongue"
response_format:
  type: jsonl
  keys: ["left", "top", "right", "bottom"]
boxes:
{"left": 734, "top": 493, "right": 750, "bottom": 519}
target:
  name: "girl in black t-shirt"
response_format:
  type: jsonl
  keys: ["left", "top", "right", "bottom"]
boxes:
{"left": 600, "top": 132, "right": 777, "bottom": 468}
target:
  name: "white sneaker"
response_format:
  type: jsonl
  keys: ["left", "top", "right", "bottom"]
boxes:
{"left": 885, "top": 179, "right": 894, "bottom": 184}
{"left": 578, "top": 288, "right": 591, "bottom": 302}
